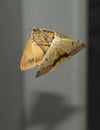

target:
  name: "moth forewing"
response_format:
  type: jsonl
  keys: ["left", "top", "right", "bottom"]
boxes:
{"left": 36, "top": 34, "right": 86, "bottom": 78}
{"left": 60, "top": 37, "right": 86, "bottom": 55}
{"left": 50, "top": 52, "right": 72, "bottom": 71}
{"left": 36, "top": 44, "right": 57, "bottom": 78}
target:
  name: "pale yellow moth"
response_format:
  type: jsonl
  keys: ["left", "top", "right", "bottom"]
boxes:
{"left": 20, "top": 27, "right": 86, "bottom": 78}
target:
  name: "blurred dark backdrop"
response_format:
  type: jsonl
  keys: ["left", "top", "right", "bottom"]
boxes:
{"left": 88, "top": 0, "right": 100, "bottom": 130}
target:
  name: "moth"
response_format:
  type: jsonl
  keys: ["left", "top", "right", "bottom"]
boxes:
{"left": 20, "top": 27, "right": 86, "bottom": 78}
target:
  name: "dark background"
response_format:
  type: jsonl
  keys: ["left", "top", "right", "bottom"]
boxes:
{"left": 88, "top": 0, "right": 100, "bottom": 130}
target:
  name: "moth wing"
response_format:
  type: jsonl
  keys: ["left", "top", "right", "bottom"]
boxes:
{"left": 35, "top": 45, "right": 72, "bottom": 78}
{"left": 36, "top": 36, "right": 86, "bottom": 78}
{"left": 36, "top": 45, "right": 57, "bottom": 77}
{"left": 50, "top": 50, "right": 72, "bottom": 71}
{"left": 20, "top": 37, "right": 45, "bottom": 71}
{"left": 50, "top": 37, "right": 86, "bottom": 71}
{"left": 60, "top": 38, "right": 86, "bottom": 55}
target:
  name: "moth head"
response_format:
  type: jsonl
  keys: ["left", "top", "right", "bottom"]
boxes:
{"left": 33, "top": 26, "right": 39, "bottom": 32}
{"left": 31, "top": 27, "right": 38, "bottom": 40}
{"left": 31, "top": 26, "right": 41, "bottom": 40}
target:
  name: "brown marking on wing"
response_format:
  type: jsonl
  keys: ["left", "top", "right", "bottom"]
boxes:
{"left": 69, "top": 43, "right": 86, "bottom": 56}
{"left": 35, "top": 50, "right": 72, "bottom": 78}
